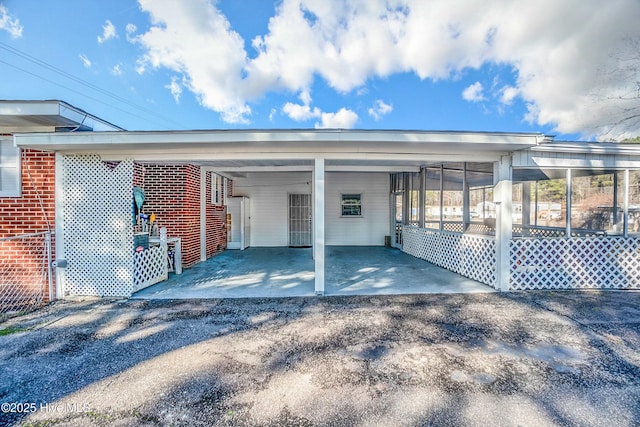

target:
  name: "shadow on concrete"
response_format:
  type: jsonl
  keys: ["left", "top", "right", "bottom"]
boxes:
{"left": 133, "top": 246, "right": 495, "bottom": 299}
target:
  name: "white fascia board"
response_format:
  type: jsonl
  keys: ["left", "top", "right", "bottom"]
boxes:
{"left": 0, "top": 100, "right": 60, "bottom": 116}
{"left": 14, "top": 129, "right": 542, "bottom": 152}
{"left": 531, "top": 142, "right": 640, "bottom": 156}
{"left": 0, "top": 100, "right": 123, "bottom": 132}
{"left": 92, "top": 152, "right": 505, "bottom": 164}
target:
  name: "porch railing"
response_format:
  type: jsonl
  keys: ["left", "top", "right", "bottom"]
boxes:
{"left": 402, "top": 225, "right": 497, "bottom": 287}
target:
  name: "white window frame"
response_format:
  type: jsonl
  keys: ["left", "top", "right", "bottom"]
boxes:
{"left": 0, "top": 137, "right": 21, "bottom": 197}
{"left": 211, "top": 172, "right": 224, "bottom": 205}
{"left": 341, "top": 193, "right": 363, "bottom": 217}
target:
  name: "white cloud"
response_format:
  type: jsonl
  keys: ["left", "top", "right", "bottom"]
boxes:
{"left": 79, "top": 54, "right": 92, "bottom": 68}
{"left": 125, "top": 23, "right": 137, "bottom": 41}
{"left": 131, "top": 0, "right": 640, "bottom": 137}
{"left": 111, "top": 63, "right": 123, "bottom": 76}
{"left": 368, "top": 99, "right": 393, "bottom": 120}
{"left": 316, "top": 108, "right": 358, "bottom": 129}
{"left": 282, "top": 90, "right": 321, "bottom": 120}
{"left": 462, "top": 82, "right": 484, "bottom": 102}
{"left": 282, "top": 90, "right": 357, "bottom": 128}
{"left": 132, "top": 0, "right": 250, "bottom": 123}
{"left": 282, "top": 102, "right": 321, "bottom": 121}
{"left": 97, "top": 19, "right": 117, "bottom": 43}
{"left": 499, "top": 86, "right": 518, "bottom": 105}
{"left": 165, "top": 76, "right": 182, "bottom": 103}
{"left": 0, "top": 4, "right": 23, "bottom": 38}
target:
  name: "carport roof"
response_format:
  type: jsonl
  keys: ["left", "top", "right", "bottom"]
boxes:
{"left": 14, "top": 129, "right": 547, "bottom": 170}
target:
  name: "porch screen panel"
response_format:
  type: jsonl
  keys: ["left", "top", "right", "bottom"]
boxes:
{"left": 424, "top": 167, "right": 441, "bottom": 229}
{"left": 442, "top": 166, "right": 463, "bottom": 232}
{"left": 570, "top": 169, "right": 620, "bottom": 236}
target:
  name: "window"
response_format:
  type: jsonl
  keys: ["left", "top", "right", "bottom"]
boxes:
{"left": 211, "top": 173, "right": 224, "bottom": 205}
{"left": 0, "top": 138, "right": 20, "bottom": 197}
{"left": 341, "top": 193, "right": 362, "bottom": 217}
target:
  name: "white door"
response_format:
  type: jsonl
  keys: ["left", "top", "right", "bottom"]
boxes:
{"left": 227, "top": 197, "right": 250, "bottom": 250}
{"left": 243, "top": 197, "right": 250, "bottom": 248}
{"left": 288, "top": 194, "right": 312, "bottom": 247}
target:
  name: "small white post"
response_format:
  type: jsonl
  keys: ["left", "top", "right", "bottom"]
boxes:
{"left": 462, "top": 163, "right": 470, "bottom": 231}
{"left": 314, "top": 158, "right": 325, "bottom": 295}
{"left": 45, "top": 231, "right": 53, "bottom": 302}
{"left": 624, "top": 169, "right": 630, "bottom": 237}
{"left": 566, "top": 169, "right": 572, "bottom": 237}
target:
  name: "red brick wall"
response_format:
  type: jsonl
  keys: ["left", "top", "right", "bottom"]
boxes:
{"left": 0, "top": 149, "right": 56, "bottom": 302}
{"left": 138, "top": 164, "right": 226, "bottom": 268}
{"left": 205, "top": 172, "right": 227, "bottom": 258}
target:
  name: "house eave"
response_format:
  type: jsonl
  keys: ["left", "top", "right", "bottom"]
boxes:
{"left": 13, "top": 129, "right": 544, "bottom": 161}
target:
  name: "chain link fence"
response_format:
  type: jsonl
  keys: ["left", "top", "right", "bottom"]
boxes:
{"left": 0, "top": 231, "right": 52, "bottom": 321}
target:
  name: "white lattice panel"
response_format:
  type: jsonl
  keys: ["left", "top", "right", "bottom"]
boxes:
{"left": 510, "top": 237, "right": 640, "bottom": 290}
{"left": 61, "top": 155, "right": 134, "bottom": 297}
{"left": 402, "top": 226, "right": 497, "bottom": 287}
{"left": 133, "top": 245, "right": 168, "bottom": 292}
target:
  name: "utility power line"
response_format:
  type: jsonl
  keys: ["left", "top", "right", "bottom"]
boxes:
{"left": 0, "top": 42, "right": 184, "bottom": 129}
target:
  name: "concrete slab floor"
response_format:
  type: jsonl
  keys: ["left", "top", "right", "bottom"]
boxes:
{"left": 132, "top": 246, "right": 495, "bottom": 299}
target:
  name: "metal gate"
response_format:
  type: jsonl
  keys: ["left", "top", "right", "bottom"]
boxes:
{"left": 393, "top": 192, "right": 403, "bottom": 248}
{"left": 288, "top": 194, "right": 312, "bottom": 247}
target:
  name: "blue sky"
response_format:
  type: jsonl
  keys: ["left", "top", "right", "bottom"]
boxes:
{"left": 1, "top": 0, "right": 639, "bottom": 140}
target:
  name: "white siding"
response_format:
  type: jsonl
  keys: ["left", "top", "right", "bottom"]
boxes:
{"left": 325, "top": 172, "right": 390, "bottom": 246}
{"left": 232, "top": 172, "right": 311, "bottom": 247}
{"left": 231, "top": 171, "right": 390, "bottom": 247}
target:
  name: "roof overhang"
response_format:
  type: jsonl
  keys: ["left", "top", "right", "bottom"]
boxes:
{"left": 14, "top": 129, "right": 544, "bottom": 173}
{"left": 0, "top": 100, "right": 124, "bottom": 133}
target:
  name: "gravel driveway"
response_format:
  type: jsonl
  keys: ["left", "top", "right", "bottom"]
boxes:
{"left": 1, "top": 291, "right": 640, "bottom": 426}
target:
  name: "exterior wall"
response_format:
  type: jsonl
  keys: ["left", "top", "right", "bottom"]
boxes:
{"left": 0, "top": 150, "right": 55, "bottom": 238}
{"left": 325, "top": 172, "right": 390, "bottom": 246}
{"left": 139, "top": 164, "right": 226, "bottom": 268}
{"left": 232, "top": 172, "right": 312, "bottom": 247}
{"left": 0, "top": 149, "right": 56, "bottom": 302}
{"left": 204, "top": 171, "right": 227, "bottom": 258}
{"left": 231, "top": 171, "right": 389, "bottom": 247}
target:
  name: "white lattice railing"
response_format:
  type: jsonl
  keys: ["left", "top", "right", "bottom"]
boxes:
{"left": 402, "top": 225, "right": 497, "bottom": 287}
{"left": 133, "top": 245, "right": 168, "bottom": 292}
{"left": 510, "top": 237, "right": 640, "bottom": 290}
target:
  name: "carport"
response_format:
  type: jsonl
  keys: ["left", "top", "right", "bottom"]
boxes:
{"left": 15, "top": 129, "right": 542, "bottom": 298}
{"left": 132, "top": 246, "right": 494, "bottom": 299}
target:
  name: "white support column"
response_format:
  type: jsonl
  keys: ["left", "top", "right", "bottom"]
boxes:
{"left": 522, "top": 181, "right": 531, "bottom": 234}
{"left": 54, "top": 153, "right": 65, "bottom": 300}
{"left": 200, "top": 168, "right": 207, "bottom": 262}
{"left": 566, "top": 169, "right": 572, "bottom": 237}
{"left": 419, "top": 168, "right": 426, "bottom": 228}
{"left": 462, "top": 163, "right": 470, "bottom": 231}
{"left": 439, "top": 164, "right": 444, "bottom": 230}
{"left": 314, "top": 158, "right": 325, "bottom": 295}
{"left": 624, "top": 169, "right": 630, "bottom": 237}
{"left": 494, "top": 155, "right": 512, "bottom": 292}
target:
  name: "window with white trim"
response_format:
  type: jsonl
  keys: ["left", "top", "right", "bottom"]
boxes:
{"left": 341, "top": 193, "right": 362, "bottom": 217}
{"left": 0, "top": 138, "right": 20, "bottom": 197}
{"left": 211, "top": 172, "right": 224, "bottom": 205}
